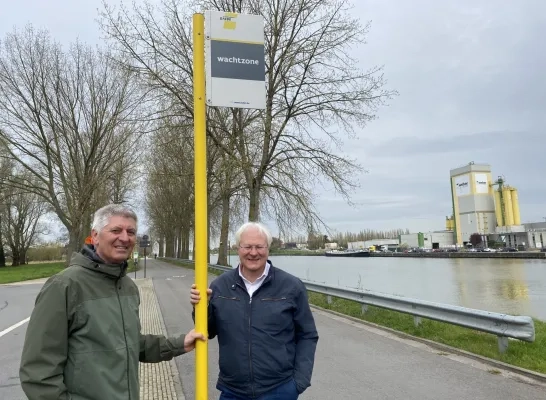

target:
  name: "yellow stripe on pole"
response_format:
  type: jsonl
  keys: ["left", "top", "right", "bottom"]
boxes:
{"left": 193, "top": 12, "right": 208, "bottom": 400}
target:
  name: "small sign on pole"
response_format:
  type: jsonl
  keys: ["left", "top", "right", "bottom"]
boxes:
{"left": 140, "top": 235, "right": 150, "bottom": 278}
{"left": 132, "top": 251, "right": 139, "bottom": 279}
{"left": 205, "top": 11, "right": 265, "bottom": 109}
{"left": 139, "top": 234, "right": 151, "bottom": 248}
{"left": 195, "top": 11, "right": 266, "bottom": 399}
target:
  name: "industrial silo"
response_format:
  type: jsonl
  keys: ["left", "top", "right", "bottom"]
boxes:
{"left": 510, "top": 188, "right": 521, "bottom": 225}
{"left": 502, "top": 187, "right": 514, "bottom": 226}
{"left": 494, "top": 189, "right": 504, "bottom": 226}
{"left": 445, "top": 217, "right": 450, "bottom": 231}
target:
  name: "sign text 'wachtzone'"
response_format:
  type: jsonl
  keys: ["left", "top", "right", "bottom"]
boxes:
{"left": 205, "top": 11, "right": 265, "bottom": 109}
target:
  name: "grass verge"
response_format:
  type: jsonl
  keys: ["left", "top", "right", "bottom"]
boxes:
{"left": 308, "top": 292, "right": 546, "bottom": 374}
{"left": 0, "top": 262, "right": 65, "bottom": 284}
{"left": 0, "top": 261, "right": 141, "bottom": 284}
{"left": 163, "top": 258, "right": 546, "bottom": 375}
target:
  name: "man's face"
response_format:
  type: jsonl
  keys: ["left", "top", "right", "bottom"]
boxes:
{"left": 92, "top": 216, "right": 137, "bottom": 264}
{"left": 238, "top": 227, "right": 269, "bottom": 273}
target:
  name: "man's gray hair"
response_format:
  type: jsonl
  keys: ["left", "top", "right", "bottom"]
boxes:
{"left": 235, "top": 222, "right": 272, "bottom": 246}
{"left": 92, "top": 204, "right": 138, "bottom": 233}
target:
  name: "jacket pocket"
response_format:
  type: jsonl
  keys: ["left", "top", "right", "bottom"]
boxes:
{"left": 258, "top": 297, "right": 292, "bottom": 327}
{"left": 217, "top": 295, "right": 240, "bottom": 301}
{"left": 216, "top": 295, "right": 241, "bottom": 326}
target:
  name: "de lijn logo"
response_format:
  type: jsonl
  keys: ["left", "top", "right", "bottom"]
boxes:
{"left": 220, "top": 13, "right": 237, "bottom": 30}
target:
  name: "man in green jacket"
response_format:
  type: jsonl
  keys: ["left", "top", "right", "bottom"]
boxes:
{"left": 19, "top": 204, "right": 205, "bottom": 400}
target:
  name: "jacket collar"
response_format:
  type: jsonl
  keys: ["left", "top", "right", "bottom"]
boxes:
{"left": 232, "top": 260, "right": 274, "bottom": 287}
{"left": 71, "top": 244, "right": 128, "bottom": 279}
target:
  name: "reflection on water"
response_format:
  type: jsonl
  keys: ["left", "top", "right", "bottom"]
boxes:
{"left": 500, "top": 281, "right": 529, "bottom": 300}
{"left": 450, "top": 258, "right": 531, "bottom": 317}
{"left": 268, "top": 255, "right": 546, "bottom": 321}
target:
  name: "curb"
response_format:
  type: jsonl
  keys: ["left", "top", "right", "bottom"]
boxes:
{"left": 310, "top": 304, "right": 546, "bottom": 385}
{"left": 151, "top": 279, "right": 186, "bottom": 400}
{"left": 0, "top": 278, "right": 49, "bottom": 286}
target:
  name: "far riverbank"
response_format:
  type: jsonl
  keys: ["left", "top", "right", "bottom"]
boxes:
{"left": 259, "top": 250, "right": 546, "bottom": 259}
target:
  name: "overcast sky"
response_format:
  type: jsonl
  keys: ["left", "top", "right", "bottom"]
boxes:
{"left": 2, "top": 0, "right": 545, "bottom": 238}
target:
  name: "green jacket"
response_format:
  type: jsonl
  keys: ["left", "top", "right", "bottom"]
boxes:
{"left": 20, "top": 245, "right": 186, "bottom": 400}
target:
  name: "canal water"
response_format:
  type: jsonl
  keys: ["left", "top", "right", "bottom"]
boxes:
{"left": 265, "top": 255, "right": 546, "bottom": 321}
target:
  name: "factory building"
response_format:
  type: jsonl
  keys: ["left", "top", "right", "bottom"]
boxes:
{"left": 447, "top": 162, "right": 527, "bottom": 247}
{"left": 378, "top": 161, "right": 543, "bottom": 250}
{"left": 348, "top": 239, "right": 399, "bottom": 251}
{"left": 399, "top": 231, "right": 455, "bottom": 250}
{"left": 401, "top": 162, "right": 534, "bottom": 249}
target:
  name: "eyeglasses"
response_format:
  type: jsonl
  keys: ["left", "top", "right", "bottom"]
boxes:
{"left": 239, "top": 245, "right": 268, "bottom": 252}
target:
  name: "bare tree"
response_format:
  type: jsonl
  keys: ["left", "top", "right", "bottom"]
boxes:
{"left": 0, "top": 26, "right": 147, "bottom": 258}
{"left": 204, "top": 0, "right": 396, "bottom": 224}
{"left": 145, "top": 118, "right": 195, "bottom": 258}
{"left": 0, "top": 141, "right": 13, "bottom": 266}
{"left": 2, "top": 170, "right": 48, "bottom": 266}
{"left": 101, "top": 0, "right": 396, "bottom": 240}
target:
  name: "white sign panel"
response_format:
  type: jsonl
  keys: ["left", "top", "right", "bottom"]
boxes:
{"left": 474, "top": 173, "right": 489, "bottom": 194}
{"left": 454, "top": 174, "right": 470, "bottom": 196}
{"left": 205, "top": 11, "right": 265, "bottom": 109}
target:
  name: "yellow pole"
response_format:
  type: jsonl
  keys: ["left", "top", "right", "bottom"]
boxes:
{"left": 193, "top": 13, "right": 208, "bottom": 400}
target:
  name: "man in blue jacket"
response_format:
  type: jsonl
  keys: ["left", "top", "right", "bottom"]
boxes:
{"left": 190, "top": 221, "right": 319, "bottom": 399}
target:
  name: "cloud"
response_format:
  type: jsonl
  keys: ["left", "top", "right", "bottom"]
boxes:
{"left": 0, "top": 0, "right": 107, "bottom": 46}
{"left": 2, "top": 0, "right": 545, "bottom": 235}
{"left": 303, "top": 1, "right": 546, "bottom": 233}
{"left": 315, "top": 126, "right": 546, "bottom": 231}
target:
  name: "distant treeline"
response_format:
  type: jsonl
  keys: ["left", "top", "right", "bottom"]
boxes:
{"left": 287, "top": 229, "right": 410, "bottom": 249}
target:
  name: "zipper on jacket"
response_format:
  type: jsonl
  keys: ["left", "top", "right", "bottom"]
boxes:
{"left": 116, "top": 280, "right": 132, "bottom": 400}
{"left": 248, "top": 294, "right": 255, "bottom": 398}
{"left": 236, "top": 282, "right": 256, "bottom": 398}
{"left": 261, "top": 297, "right": 287, "bottom": 301}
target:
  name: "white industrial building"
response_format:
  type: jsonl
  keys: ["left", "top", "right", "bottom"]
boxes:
{"left": 347, "top": 239, "right": 398, "bottom": 250}
{"left": 399, "top": 231, "right": 455, "bottom": 250}
{"left": 490, "top": 222, "right": 546, "bottom": 249}
{"left": 347, "top": 241, "right": 367, "bottom": 250}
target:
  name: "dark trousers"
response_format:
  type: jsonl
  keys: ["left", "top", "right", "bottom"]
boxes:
{"left": 218, "top": 380, "right": 299, "bottom": 400}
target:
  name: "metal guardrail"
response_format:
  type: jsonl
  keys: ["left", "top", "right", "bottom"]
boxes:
{"left": 303, "top": 281, "right": 535, "bottom": 353}
{"left": 166, "top": 258, "right": 535, "bottom": 353}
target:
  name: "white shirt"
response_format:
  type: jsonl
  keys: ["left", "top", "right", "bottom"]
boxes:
{"left": 239, "top": 261, "right": 270, "bottom": 298}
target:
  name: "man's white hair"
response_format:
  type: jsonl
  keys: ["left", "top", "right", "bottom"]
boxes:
{"left": 92, "top": 204, "right": 138, "bottom": 233}
{"left": 235, "top": 222, "right": 272, "bottom": 246}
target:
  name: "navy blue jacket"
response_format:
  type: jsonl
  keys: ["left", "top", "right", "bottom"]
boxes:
{"left": 202, "top": 262, "right": 318, "bottom": 398}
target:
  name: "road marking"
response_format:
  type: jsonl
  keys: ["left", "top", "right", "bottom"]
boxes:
{"left": 0, "top": 317, "right": 30, "bottom": 338}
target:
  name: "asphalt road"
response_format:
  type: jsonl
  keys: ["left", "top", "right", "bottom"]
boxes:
{"left": 152, "top": 258, "right": 546, "bottom": 400}
{"left": 0, "top": 283, "right": 42, "bottom": 400}
{"left": 0, "top": 260, "right": 160, "bottom": 400}
{"left": 1, "top": 258, "right": 545, "bottom": 400}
